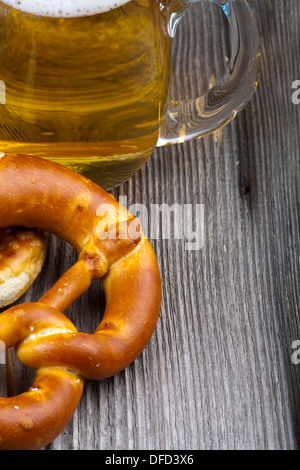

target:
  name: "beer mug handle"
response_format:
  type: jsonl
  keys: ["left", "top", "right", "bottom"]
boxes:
{"left": 157, "top": 0, "right": 260, "bottom": 146}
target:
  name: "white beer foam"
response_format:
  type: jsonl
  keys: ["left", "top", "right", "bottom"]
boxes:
{"left": 2, "top": 0, "right": 131, "bottom": 17}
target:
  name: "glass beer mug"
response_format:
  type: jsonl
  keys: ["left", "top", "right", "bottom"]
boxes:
{"left": 0, "top": 0, "right": 260, "bottom": 189}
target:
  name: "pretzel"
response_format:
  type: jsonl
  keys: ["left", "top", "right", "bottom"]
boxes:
{"left": 0, "top": 154, "right": 161, "bottom": 450}
{"left": 0, "top": 227, "right": 47, "bottom": 308}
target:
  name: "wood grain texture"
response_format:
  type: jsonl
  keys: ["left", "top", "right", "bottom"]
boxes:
{"left": 1, "top": 0, "right": 300, "bottom": 450}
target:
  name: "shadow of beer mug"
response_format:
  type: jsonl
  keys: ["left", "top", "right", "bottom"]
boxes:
{"left": 0, "top": 0, "right": 260, "bottom": 189}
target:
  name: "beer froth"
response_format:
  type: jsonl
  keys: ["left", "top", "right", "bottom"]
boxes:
{"left": 2, "top": 0, "right": 130, "bottom": 17}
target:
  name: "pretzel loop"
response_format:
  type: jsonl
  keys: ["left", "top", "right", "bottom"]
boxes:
{"left": 0, "top": 154, "right": 161, "bottom": 450}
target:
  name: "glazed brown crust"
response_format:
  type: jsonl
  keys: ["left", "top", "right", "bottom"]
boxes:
{"left": 0, "top": 228, "right": 45, "bottom": 273}
{"left": 0, "top": 367, "right": 84, "bottom": 450}
{"left": 0, "top": 154, "right": 161, "bottom": 450}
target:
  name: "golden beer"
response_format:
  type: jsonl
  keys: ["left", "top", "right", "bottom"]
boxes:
{"left": 0, "top": 0, "right": 171, "bottom": 188}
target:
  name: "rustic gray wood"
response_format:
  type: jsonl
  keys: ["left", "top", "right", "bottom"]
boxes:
{"left": 2, "top": 0, "right": 300, "bottom": 450}
{"left": 0, "top": 365, "right": 5, "bottom": 398}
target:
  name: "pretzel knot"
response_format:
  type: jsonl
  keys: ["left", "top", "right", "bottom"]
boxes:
{"left": 0, "top": 154, "right": 161, "bottom": 450}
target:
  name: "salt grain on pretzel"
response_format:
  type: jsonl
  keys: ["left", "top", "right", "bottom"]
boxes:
{"left": 0, "top": 154, "right": 161, "bottom": 450}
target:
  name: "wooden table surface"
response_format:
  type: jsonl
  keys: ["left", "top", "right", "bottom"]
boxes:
{"left": 1, "top": 0, "right": 300, "bottom": 450}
